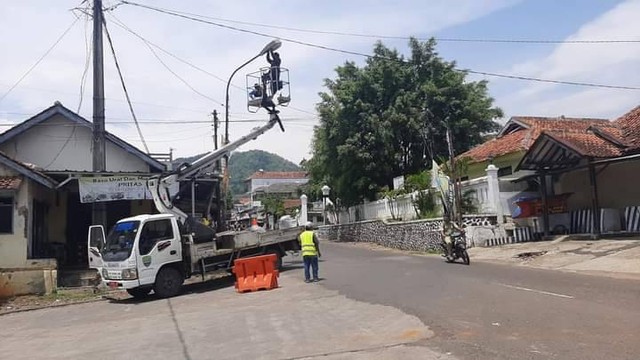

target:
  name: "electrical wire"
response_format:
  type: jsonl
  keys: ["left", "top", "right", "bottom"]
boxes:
{"left": 108, "top": 13, "right": 321, "bottom": 114}
{"left": 0, "top": 118, "right": 316, "bottom": 127}
{"left": 77, "top": 12, "right": 92, "bottom": 113}
{"left": 107, "top": 13, "right": 225, "bottom": 106}
{"left": 43, "top": 5, "right": 89, "bottom": 169}
{"left": 119, "top": 1, "right": 640, "bottom": 91}
{"left": 142, "top": 43, "right": 225, "bottom": 106}
{"left": 0, "top": 82, "right": 211, "bottom": 114}
{"left": 107, "top": 13, "right": 232, "bottom": 87}
{"left": 119, "top": 2, "right": 640, "bottom": 45}
{"left": 0, "top": 17, "right": 80, "bottom": 104}
{"left": 103, "top": 17, "right": 150, "bottom": 153}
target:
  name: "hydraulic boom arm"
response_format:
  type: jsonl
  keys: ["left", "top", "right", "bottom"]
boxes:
{"left": 147, "top": 113, "right": 281, "bottom": 225}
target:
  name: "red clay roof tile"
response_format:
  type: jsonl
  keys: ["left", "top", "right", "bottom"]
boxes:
{"left": 0, "top": 176, "right": 22, "bottom": 190}
{"left": 459, "top": 115, "right": 633, "bottom": 163}
{"left": 247, "top": 171, "right": 308, "bottom": 180}
{"left": 614, "top": 105, "right": 640, "bottom": 151}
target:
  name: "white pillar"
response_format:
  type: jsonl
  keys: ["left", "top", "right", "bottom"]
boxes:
{"left": 486, "top": 164, "right": 504, "bottom": 223}
{"left": 300, "top": 194, "right": 308, "bottom": 225}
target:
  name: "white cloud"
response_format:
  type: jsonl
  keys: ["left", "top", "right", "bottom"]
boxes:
{"left": 0, "top": 0, "right": 517, "bottom": 162}
{"left": 499, "top": 0, "right": 640, "bottom": 119}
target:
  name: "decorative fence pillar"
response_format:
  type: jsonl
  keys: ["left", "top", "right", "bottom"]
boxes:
{"left": 486, "top": 164, "right": 504, "bottom": 223}
{"left": 300, "top": 194, "right": 308, "bottom": 225}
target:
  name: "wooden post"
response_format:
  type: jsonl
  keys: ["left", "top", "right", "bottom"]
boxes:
{"left": 588, "top": 162, "right": 601, "bottom": 238}
{"left": 540, "top": 172, "right": 550, "bottom": 238}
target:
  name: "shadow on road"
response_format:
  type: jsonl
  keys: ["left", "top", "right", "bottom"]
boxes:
{"left": 106, "top": 257, "right": 307, "bottom": 304}
{"left": 106, "top": 275, "right": 237, "bottom": 304}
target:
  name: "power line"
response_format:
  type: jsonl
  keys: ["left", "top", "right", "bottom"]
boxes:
{"left": 107, "top": 13, "right": 232, "bottom": 87}
{"left": 119, "top": 1, "right": 640, "bottom": 91}
{"left": 107, "top": 13, "right": 224, "bottom": 106}
{"left": 43, "top": 1, "right": 95, "bottom": 169}
{"left": 0, "top": 118, "right": 316, "bottom": 127}
{"left": 288, "top": 106, "right": 317, "bottom": 116}
{"left": 465, "top": 70, "right": 640, "bottom": 90}
{"left": 103, "top": 17, "right": 150, "bottom": 152}
{"left": 119, "top": 2, "right": 640, "bottom": 45}
{"left": 0, "top": 17, "right": 80, "bottom": 104}
{"left": 77, "top": 12, "right": 92, "bottom": 113}
{"left": 108, "top": 13, "right": 322, "bottom": 115}
{"left": 0, "top": 83, "right": 212, "bottom": 114}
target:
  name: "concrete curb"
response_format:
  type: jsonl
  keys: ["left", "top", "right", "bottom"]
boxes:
{"left": 0, "top": 296, "right": 108, "bottom": 317}
{"left": 467, "top": 257, "right": 640, "bottom": 281}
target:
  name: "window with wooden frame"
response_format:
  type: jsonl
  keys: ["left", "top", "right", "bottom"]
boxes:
{"left": 0, "top": 196, "right": 13, "bottom": 234}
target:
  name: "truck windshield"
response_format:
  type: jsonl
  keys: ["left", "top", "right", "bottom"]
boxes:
{"left": 102, "top": 221, "right": 140, "bottom": 262}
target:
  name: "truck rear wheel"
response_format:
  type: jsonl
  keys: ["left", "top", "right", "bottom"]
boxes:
{"left": 154, "top": 267, "right": 183, "bottom": 298}
{"left": 126, "top": 287, "right": 151, "bottom": 299}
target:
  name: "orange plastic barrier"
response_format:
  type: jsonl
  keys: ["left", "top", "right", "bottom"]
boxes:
{"left": 232, "top": 254, "right": 279, "bottom": 293}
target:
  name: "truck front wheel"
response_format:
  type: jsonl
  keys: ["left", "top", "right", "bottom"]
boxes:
{"left": 154, "top": 267, "right": 184, "bottom": 298}
{"left": 126, "top": 287, "right": 151, "bottom": 299}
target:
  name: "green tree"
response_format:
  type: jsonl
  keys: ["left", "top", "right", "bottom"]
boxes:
{"left": 261, "top": 195, "right": 285, "bottom": 221}
{"left": 404, "top": 171, "right": 438, "bottom": 219}
{"left": 228, "top": 150, "right": 301, "bottom": 195}
{"left": 309, "top": 38, "right": 502, "bottom": 207}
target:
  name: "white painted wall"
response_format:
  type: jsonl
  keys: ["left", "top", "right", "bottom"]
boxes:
{"left": 0, "top": 115, "right": 151, "bottom": 172}
{"left": 249, "top": 177, "right": 308, "bottom": 192}
{"left": 0, "top": 168, "right": 29, "bottom": 268}
{"left": 556, "top": 160, "right": 640, "bottom": 210}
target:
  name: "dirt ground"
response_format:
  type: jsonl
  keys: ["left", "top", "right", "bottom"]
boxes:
{"left": 0, "top": 287, "right": 116, "bottom": 315}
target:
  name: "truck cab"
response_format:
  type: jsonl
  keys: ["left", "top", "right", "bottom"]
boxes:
{"left": 88, "top": 214, "right": 185, "bottom": 298}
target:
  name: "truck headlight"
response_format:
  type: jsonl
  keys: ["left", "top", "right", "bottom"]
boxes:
{"left": 121, "top": 268, "right": 138, "bottom": 280}
{"left": 102, "top": 268, "right": 108, "bottom": 279}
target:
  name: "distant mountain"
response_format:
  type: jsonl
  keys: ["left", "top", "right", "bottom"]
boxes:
{"left": 173, "top": 150, "right": 301, "bottom": 195}
{"left": 228, "top": 150, "right": 301, "bottom": 195}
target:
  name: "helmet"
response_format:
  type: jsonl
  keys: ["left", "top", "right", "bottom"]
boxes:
{"left": 305, "top": 221, "right": 313, "bottom": 230}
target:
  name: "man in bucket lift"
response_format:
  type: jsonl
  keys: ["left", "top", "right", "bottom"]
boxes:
{"left": 249, "top": 83, "right": 263, "bottom": 99}
{"left": 267, "top": 50, "right": 282, "bottom": 94}
{"left": 260, "top": 50, "right": 282, "bottom": 113}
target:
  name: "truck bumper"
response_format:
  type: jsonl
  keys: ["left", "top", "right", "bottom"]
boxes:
{"left": 102, "top": 279, "right": 141, "bottom": 290}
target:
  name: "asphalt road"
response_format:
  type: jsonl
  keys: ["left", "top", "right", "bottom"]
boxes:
{"left": 318, "top": 241, "right": 640, "bottom": 360}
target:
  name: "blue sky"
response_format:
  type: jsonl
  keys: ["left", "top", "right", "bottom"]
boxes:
{"left": 0, "top": 0, "right": 638, "bottom": 164}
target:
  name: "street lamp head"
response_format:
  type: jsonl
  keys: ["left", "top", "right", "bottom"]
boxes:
{"left": 259, "top": 39, "right": 282, "bottom": 56}
{"left": 321, "top": 185, "right": 331, "bottom": 197}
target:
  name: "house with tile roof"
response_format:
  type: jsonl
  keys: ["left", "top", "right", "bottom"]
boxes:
{"left": 0, "top": 151, "right": 59, "bottom": 296}
{"left": 0, "top": 102, "right": 169, "bottom": 291}
{"left": 244, "top": 170, "right": 308, "bottom": 202}
{"left": 458, "top": 106, "right": 640, "bottom": 238}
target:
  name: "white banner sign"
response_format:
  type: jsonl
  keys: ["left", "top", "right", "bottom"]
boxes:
{"left": 79, "top": 175, "right": 152, "bottom": 203}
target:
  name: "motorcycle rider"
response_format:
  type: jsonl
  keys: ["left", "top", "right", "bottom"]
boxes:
{"left": 441, "top": 214, "right": 463, "bottom": 261}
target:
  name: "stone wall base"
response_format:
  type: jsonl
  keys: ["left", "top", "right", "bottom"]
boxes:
{"left": 0, "top": 264, "right": 58, "bottom": 298}
{"left": 318, "top": 215, "right": 506, "bottom": 251}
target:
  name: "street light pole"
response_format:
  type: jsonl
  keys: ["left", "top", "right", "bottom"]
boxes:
{"left": 321, "top": 185, "right": 330, "bottom": 225}
{"left": 224, "top": 39, "right": 282, "bottom": 146}
{"left": 220, "top": 39, "right": 281, "bottom": 230}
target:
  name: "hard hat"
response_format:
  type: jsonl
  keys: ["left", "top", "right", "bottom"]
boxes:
{"left": 305, "top": 221, "right": 313, "bottom": 229}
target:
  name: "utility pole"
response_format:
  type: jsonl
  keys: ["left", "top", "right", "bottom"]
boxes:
{"left": 445, "top": 117, "right": 462, "bottom": 226}
{"left": 212, "top": 109, "right": 219, "bottom": 150}
{"left": 212, "top": 109, "right": 223, "bottom": 230}
{"left": 92, "top": 0, "right": 107, "bottom": 227}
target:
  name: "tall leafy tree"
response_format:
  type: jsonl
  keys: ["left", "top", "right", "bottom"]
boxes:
{"left": 309, "top": 38, "right": 502, "bottom": 207}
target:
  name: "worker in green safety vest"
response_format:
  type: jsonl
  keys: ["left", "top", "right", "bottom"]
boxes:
{"left": 299, "top": 221, "right": 321, "bottom": 283}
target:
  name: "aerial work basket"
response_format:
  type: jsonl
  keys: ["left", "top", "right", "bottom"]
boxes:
{"left": 246, "top": 67, "right": 290, "bottom": 113}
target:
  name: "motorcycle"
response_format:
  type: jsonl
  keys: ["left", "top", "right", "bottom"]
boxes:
{"left": 441, "top": 231, "right": 470, "bottom": 265}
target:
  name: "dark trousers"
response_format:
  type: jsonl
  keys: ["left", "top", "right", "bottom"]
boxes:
{"left": 303, "top": 255, "right": 319, "bottom": 281}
